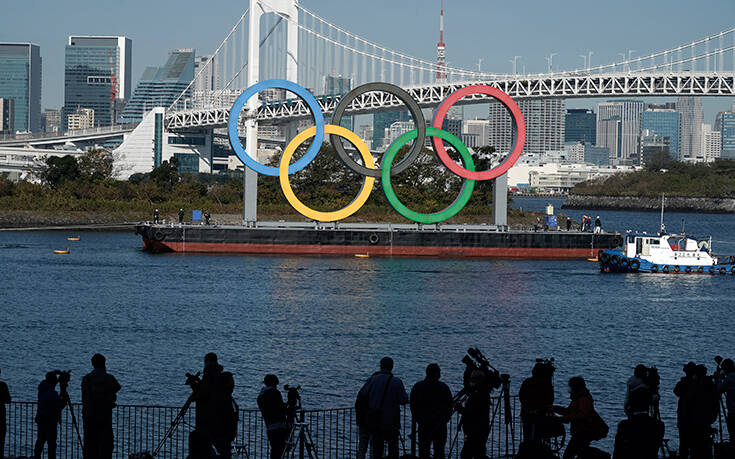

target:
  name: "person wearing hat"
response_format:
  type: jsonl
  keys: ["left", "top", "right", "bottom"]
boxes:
{"left": 153, "top": 208, "right": 159, "bottom": 224}
{"left": 0, "top": 369, "right": 9, "bottom": 459}
{"left": 257, "top": 374, "right": 287, "bottom": 459}
{"left": 594, "top": 216, "right": 602, "bottom": 234}
{"left": 717, "top": 358, "right": 735, "bottom": 439}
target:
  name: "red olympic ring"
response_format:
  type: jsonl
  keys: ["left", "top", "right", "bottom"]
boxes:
{"left": 432, "top": 85, "right": 526, "bottom": 181}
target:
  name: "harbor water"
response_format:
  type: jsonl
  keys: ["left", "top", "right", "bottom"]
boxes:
{"left": 2, "top": 199, "right": 735, "bottom": 451}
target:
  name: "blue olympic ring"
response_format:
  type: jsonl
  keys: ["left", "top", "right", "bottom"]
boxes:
{"left": 228, "top": 79, "right": 325, "bottom": 177}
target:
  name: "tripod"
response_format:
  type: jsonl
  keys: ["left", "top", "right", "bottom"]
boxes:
{"left": 648, "top": 392, "right": 676, "bottom": 458}
{"left": 281, "top": 411, "right": 318, "bottom": 459}
{"left": 59, "top": 384, "right": 85, "bottom": 458}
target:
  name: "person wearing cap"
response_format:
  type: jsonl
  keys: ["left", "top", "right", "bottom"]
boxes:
{"left": 178, "top": 208, "right": 185, "bottom": 224}
{"left": 613, "top": 387, "right": 664, "bottom": 459}
{"left": 257, "top": 374, "right": 287, "bottom": 459}
{"left": 81, "top": 353, "right": 121, "bottom": 459}
{"left": 410, "top": 363, "right": 452, "bottom": 459}
{"left": 717, "top": 358, "right": 735, "bottom": 439}
{"left": 0, "top": 369, "right": 9, "bottom": 459}
{"left": 153, "top": 208, "right": 159, "bottom": 224}
{"left": 456, "top": 370, "right": 490, "bottom": 459}
{"left": 357, "top": 357, "right": 408, "bottom": 459}
{"left": 34, "top": 372, "right": 65, "bottom": 459}
{"left": 594, "top": 216, "right": 602, "bottom": 234}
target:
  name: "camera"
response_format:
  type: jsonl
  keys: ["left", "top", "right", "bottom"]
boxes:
{"left": 461, "top": 348, "right": 502, "bottom": 392}
{"left": 284, "top": 384, "right": 302, "bottom": 424}
{"left": 185, "top": 372, "right": 201, "bottom": 390}
{"left": 53, "top": 370, "right": 72, "bottom": 392}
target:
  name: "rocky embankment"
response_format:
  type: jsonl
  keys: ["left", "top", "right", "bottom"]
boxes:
{"left": 563, "top": 195, "right": 735, "bottom": 213}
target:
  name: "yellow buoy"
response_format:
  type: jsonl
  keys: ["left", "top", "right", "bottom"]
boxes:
{"left": 54, "top": 248, "right": 70, "bottom": 254}
{"left": 587, "top": 257, "right": 599, "bottom": 262}
{"left": 67, "top": 236, "right": 80, "bottom": 241}
{"left": 354, "top": 253, "right": 370, "bottom": 258}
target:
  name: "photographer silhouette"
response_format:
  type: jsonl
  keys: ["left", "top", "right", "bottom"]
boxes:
{"left": 34, "top": 372, "right": 66, "bottom": 459}
{"left": 0, "top": 369, "right": 10, "bottom": 459}
{"left": 82, "top": 354, "right": 121, "bottom": 459}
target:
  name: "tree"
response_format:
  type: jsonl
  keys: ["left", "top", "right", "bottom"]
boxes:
{"left": 645, "top": 150, "right": 675, "bottom": 171}
{"left": 78, "top": 149, "right": 114, "bottom": 181}
{"left": 0, "top": 174, "right": 14, "bottom": 197}
{"left": 149, "top": 157, "right": 180, "bottom": 189}
{"left": 41, "top": 155, "right": 80, "bottom": 188}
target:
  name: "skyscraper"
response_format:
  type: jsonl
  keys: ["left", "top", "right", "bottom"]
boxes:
{"left": 564, "top": 109, "right": 596, "bottom": 144}
{"left": 373, "top": 111, "right": 409, "bottom": 150}
{"left": 463, "top": 119, "right": 491, "bottom": 147}
{"left": 119, "top": 49, "right": 194, "bottom": 123}
{"left": 596, "top": 100, "right": 644, "bottom": 164}
{"left": 0, "top": 98, "right": 14, "bottom": 134}
{"left": 488, "top": 99, "right": 565, "bottom": 156}
{"left": 0, "top": 43, "right": 41, "bottom": 133}
{"left": 64, "top": 36, "right": 131, "bottom": 128}
{"left": 701, "top": 124, "right": 721, "bottom": 162}
{"left": 641, "top": 108, "right": 680, "bottom": 159}
{"left": 677, "top": 96, "right": 703, "bottom": 159}
{"left": 323, "top": 74, "right": 353, "bottom": 130}
{"left": 193, "top": 55, "right": 220, "bottom": 92}
{"left": 721, "top": 112, "right": 735, "bottom": 159}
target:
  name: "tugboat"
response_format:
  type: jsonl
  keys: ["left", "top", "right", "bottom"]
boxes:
{"left": 598, "top": 195, "right": 735, "bottom": 274}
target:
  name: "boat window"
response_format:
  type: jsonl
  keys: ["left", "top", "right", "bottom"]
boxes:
{"left": 649, "top": 239, "right": 660, "bottom": 245}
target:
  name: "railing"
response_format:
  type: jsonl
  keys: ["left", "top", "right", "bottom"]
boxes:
{"left": 4, "top": 397, "right": 521, "bottom": 458}
{"left": 0, "top": 123, "right": 138, "bottom": 143}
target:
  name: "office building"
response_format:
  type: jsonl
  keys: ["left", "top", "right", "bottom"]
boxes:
{"left": 323, "top": 74, "right": 353, "bottom": 130}
{"left": 721, "top": 112, "right": 735, "bottom": 159}
{"left": 563, "top": 142, "right": 610, "bottom": 166}
{"left": 193, "top": 54, "right": 220, "bottom": 92}
{"left": 565, "top": 109, "right": 596, "bottom": 144}
{"left": 641, "top": 108, "right": 680, "bottom": 160}
{"left": 41, "top": 108, "right": 61, "bottom": 133}
{"left": 597, "top": 100, "right": 644, "bottom": 164}
{"left": 373, "top": 111, "right": 409, "bottom": 150}
{"left": 701, "top": 124, "right": 721, "bottom": 162}
{"left": 563, "top": 142, "right": 585, "bottom": 163}
{"left": 441, "top": 118, "right": 462, "bottom": 139}
{"left": 488, "top": 98, "right": 564, "bottom": 156}
{"left": 677, "top": 96, "right": 703, "bottom": 159}
{"left": 463, "top": 119, "right": 490, "bottom": 147}
{"left": 119, "top": 49, "right": 194, "bottom": 123}
{"left": 640, "top": 129, "right": 671, "bottom": 164}
{"left": 67, "top": 108, "right": 95, "bottom": 130}
{"left": 386, "top": 121, "right": 415, "bottom": 146}
{"left": 0, "top": 98, "right": 14, "bottom": 134}
{"left": 64, "top": 36, "right": 132, "bottom": 128}
{"left": 0, "top": 43, "right": 41, "bottom": 133}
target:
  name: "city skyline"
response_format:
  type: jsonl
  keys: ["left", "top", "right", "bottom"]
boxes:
{"left": 2, "top": 0, "right": 734, "bottom": 123}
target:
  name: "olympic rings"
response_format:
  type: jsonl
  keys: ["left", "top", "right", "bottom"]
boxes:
{"left": 228, "top": 79, "right": 325, "bottom": 177}
{"left": 330, "top": 82, "right": 426, "bottom": 178}
{"left": 382, "top": 128, "right": 475, "bottom": 224}
{"left": 432, "top": 85, "right": 526, "bottom": 181}
{"left": 280, "top": 125, "right": 375, "bottom": 222}
{"left": 227, "top": 80, "right": 527, "bottom": 223}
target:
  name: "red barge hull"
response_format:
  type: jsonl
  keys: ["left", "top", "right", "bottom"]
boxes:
{"left": 135, "top": 223, "right": 620, "bottom": 259}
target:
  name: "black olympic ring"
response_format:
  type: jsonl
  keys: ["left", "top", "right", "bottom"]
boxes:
{"left": 330, "top": 82, "right": 426, "bottom": 178}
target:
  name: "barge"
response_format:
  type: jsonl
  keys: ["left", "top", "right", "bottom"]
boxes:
{"left": 135, "top": 222, "right": 621, "bottom": 258}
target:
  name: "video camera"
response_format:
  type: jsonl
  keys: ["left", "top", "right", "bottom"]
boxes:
{"left": 53, "top": 370, "right": 72, "bottom": 392}
{"left": 284, "top": 384, "right": 302, "bottom": 425}
{"left": 461, "top": 348, "right": 504, "bottom": 393}
{"left": 184, "top": 372, "right": 201, "bottom": 391}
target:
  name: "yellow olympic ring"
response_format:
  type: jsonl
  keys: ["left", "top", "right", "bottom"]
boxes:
{"left": 279, "top": 125, "right": 375, "bottom": 222}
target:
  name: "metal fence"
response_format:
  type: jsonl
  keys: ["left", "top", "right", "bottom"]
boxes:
{"left": 4, "top": 397, "right": 521, "bottom": 458}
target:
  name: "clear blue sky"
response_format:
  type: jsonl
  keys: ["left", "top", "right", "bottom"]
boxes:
{"left": 2, "top": 0, "right": 734, "bottom": 122}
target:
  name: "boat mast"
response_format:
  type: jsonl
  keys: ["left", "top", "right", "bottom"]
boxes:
{"left": 660, "top": 193, "right": 666, "bottom": 234}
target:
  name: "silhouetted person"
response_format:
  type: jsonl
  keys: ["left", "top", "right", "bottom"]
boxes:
{"left": 534, "top": 217, "right": 541, "bottom": 232}
{"left": 81, "top": 354, "right": 121, "bottom": 459}
{"left": 716, "top": 358, "right": 735, "bottom": 439}
{"left": 410, "top": 363, "right": 452, "bottom": 459}
{"left": 625, "top": 365, "right": 650, "bottom": 417}
{"left": 178, "top": 208, "right": 185, "bottom": 224}
{"left": 355, "top": 375, "right": 373, "bottom": 459}
{"left": 34, "top": 372, "right": 65, "bottom": 459}
{"left": 192, "top": 353, "right": 237, "bottom": 459}
{"left": 519, "top": 361, "right": 555, "bottom": 442}
{"left": 257, "top": 374, "right": 287, "bottom": 459}
{"left": 566, "top": 217, "right": 572, "bottom": 231}
{"left": 0, "top": 368, "right": 10, "bottom": 459}
{"left": 153, "top": 208, "right": 159, "bottom": 224}
{"left": 554, "top": 376, "right": 603, "bottom": 459}
{"left": 613, "top": 387, "right": 664, "bottom": 459}
{"left": 187, "top": 430, "right": 216, "bottom": 459}
{"left": 357, "top": 357, "right": 408, "bottom": 459}
{"left": 204, "top": 211, "right": 211, "bottom": 225}
{"left": 675, "top": 362, "right": 697, "bottom": 458}
{"left": 457, "top": 370, "right": 490, "bottom": 459}
{"left": 594, "top": 216, "right": 602, "bottom": 233}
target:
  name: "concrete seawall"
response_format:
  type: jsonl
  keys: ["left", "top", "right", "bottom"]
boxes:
{"left": 563, "top": 195, "right": 735, "bottom": 213}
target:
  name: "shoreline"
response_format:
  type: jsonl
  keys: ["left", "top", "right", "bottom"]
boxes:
{"left": 563, "top": 194, "right": 735, "bottom": 214}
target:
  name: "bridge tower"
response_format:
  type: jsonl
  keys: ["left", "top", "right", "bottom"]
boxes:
{"left": 243, "top": 0, "right": 299, "bottom": 224}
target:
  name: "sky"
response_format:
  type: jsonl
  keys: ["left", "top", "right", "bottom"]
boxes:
{"left": 2, "top": 0, "right": 735, "bottom": 123}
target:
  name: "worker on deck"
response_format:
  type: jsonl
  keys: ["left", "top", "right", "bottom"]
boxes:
{"left": 153, "top": 209, "right": 159, "bottom": 224}
{"left": 178, "top": 208, "right": 185, "bottom": 224}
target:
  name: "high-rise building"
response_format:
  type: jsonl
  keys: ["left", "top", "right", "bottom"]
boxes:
{"left": 596, "top": 100, "right": 644, "bottom": 164}
{"left": 67, "top": 108, "right": 95, "bottom": 130}
{"left": 193, "top": 54, "right": 220, "bottom": 92}
{"left": 41, "top": 108, "right": 61, "bottom": 133}
{"left": 677, "top": 96, "right": 703, "bottom": 159}
{"left": 64, "top": 36, "right": 132, "bottom": 128}
{"left": 357, "top": 125, "right": 373, "bottom": 150}
{"left": 442, "top": 118, "right": 462, "bottom": 139}
{"left": 721, "top": 112, "right": 735, "bottom": 159}
{"left": 565, "top": 109, "right": 596, "bottom": 144}
{"left": 701, "top": 124, "right": 721, "bottom": 162}
{"left": 640, "top": 129, "right": 671, "bottom": 164}
{"left": 463, "top": 119, "right": 490, "bottom": 147}
{"left": 0, "top": 98, "right": 15, "bottom": 134}
{"left": 119, "top": 49, "right": 194, "bottom": 123}
{"left": 641, "top": 108, "right": 680, "bottom": 160}
{"left": 323, "top": 74, "right": 353, "bottom": 130}
{"left": 373, "top": 111, "right": 409, "bottom": 150}
{"left": 0, "top": 43, "right": 41, "bottom": 133}
{"left": 563, "top": 142, "right": 609, "bottom": 166}
{"left": 488, "top": 99, "right": 564, "bottom": 156}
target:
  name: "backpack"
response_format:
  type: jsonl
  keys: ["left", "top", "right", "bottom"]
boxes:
{"left": 588, "top": 409, "right": 609, "bottom": 441}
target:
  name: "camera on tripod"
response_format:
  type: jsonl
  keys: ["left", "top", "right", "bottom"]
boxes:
{"left": 284, "top": 384, "right": 302, "bottom": 424}
{"left": 53, "top": 370, "right": 72, "bottom": 393}
{"left": 185, "top": 371, "right": 201, "bottom": 391}
{"left": 461, "top": 348, "right": 503, "bottom": 392}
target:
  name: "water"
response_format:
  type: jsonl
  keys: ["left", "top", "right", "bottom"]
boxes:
{"left": 2, "top": 202, "right": 735, "bottom": 451}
